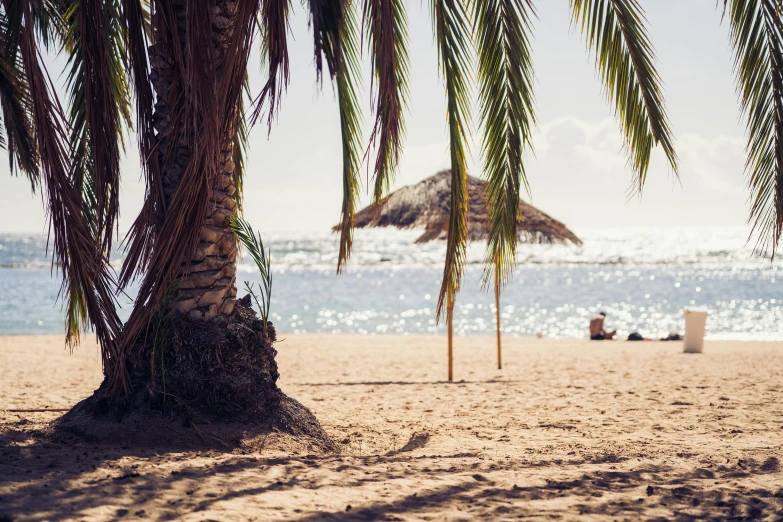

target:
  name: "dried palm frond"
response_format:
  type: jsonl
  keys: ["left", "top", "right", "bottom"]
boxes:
{"left": 61, "top": 0, "right": 132, "bottom": 253}
{"left": 17, "top": 0, "right": 125, "bottom": 390}
{"left": 0, "top": 3, "right": 40, "bottom": 186}
{"left": 363, "top": 0, "right": 409, "bottom": 205}
{"left": 724, "top": 0, "right": 783, "bottom": 257}
{"left": 0, "top": 29, "right": 38, "bottom": 185}
{"left": 118, "top": 0, "right": 165, "bottom": 288}
{"left": 308, "top": 0, "right": 341, "bottom": 82}
{"left": 251, "top": 0, "right": 292, "bottom": 127}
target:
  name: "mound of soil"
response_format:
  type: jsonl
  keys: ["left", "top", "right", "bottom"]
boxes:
{"left": 52, "top": 297, "right": 334, "bottom": 453}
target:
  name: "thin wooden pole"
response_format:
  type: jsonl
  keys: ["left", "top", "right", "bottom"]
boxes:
{"left": 447, "top": 301, "right": 454, "bottom": 382}
{"left": 495, "top": 261, "right": 502, "bottom": 370}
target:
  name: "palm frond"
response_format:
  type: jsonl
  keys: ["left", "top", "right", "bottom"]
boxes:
{"left": 28, "top": 0, "right": 63, "bottom": 49}
{"left": 570, "top": 0, "right": 678, "bottom": 191}
{"left": 306, "top": 0, "right": 363, "bottom": 272}
{"left": 473, "top": 0, "right": 536, "bottom": 291}
{"left": 17, "top": 0, "right": 124, "bottom": 390}
{"left": 0, "top": 3, "right": 39, "bottom": 185}
{"left": 724, "top": 0, "right": 783, "bottom": 256}
{"left": 233, "top": 93, "right": 249, "bottom": 212}
{"left": 118, "top": 0, "right": 164, "bottom": 289}
{"left": 230, "top": 215, "right": 273, "bottom": 332}
{"left": 308, "top": 0, "right": 341, "bottom": 82}
{"left": 61, "top": 0, "right": 132, "bottom": 253}
{"left": 335, "top": 4, "right": 363, "bottom": 273}
{"left": 251, "top": 0, "right": 292, "bottom": 127}
{"left": 233, "top": 74, "right": 252, "bottom": 214}
{"left": 0, "top": 39, "right": 38, "bottom": 185}
{"left": 431, "top": 0, "right": 472, "bottom": 320}
{"left": 363, "top": 0, "right": 409, "bottom": 205}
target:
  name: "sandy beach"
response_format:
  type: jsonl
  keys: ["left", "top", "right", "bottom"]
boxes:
{"left": 1, "top": 334, "right": 782, "bottom": 520}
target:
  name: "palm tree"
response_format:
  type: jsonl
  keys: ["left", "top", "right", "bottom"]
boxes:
{"left": 1, "top": 0, "right": 780, "bottom": 436}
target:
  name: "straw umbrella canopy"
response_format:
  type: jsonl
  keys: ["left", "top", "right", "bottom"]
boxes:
{"left": 348, "top": 171, "right": 582, "bottom": 377}
{"left": 353, "top": 171, "right": 582, "bottom": 246}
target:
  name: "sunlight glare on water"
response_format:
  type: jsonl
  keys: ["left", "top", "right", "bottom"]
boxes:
{"left": 0, "top": 226, "right": 780, "bottom": 339}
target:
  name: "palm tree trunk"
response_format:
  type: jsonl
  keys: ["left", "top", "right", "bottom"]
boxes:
{"left": 54, "top": 1, "right": 334, "bottom": 450}
{"left": 168, "top": 147, "right": 239, "bottom": 320}
{"left": 150, "top": 1, "right": 238, "bottom": 321}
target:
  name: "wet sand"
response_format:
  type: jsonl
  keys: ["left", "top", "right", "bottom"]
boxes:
{"left": 1, "top": 334, "right": 782, "bottom": 520}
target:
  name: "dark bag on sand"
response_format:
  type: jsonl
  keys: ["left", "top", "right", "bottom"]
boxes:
{"left": 627, "top": 332, "right": 644, "bottom": 341}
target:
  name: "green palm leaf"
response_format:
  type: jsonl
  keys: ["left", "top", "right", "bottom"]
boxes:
{"left": 230, "top": 215, "right": 273, "bottom": 332}
{"left": 233, "top": 84, "right": 250, "bottom": 211}
{"left": 473, "top": 0, "right": 536, "bottom": 290}
{"left": 724, "top": 0, "right": 783, "bottom": 256}
{"left": 335, "top": 3, "right": 363, "bottom": 273}
{"left": 571, "top": 0, "right": 678, "bottom": 191}
{"left": 306, "top": 0, "right": 363, "bottom": 272}
{"left": 431, "top": 0, "right": 472, "bottom": 320}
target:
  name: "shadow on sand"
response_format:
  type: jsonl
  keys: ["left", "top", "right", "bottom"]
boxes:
{"left": 1, "top": 424, "right": 782, "bottom": 521}
{"left": 295, "top": 380, "right": 530, "bottom": 386}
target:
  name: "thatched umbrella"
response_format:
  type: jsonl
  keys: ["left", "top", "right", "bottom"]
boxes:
{"left": 348, "top": 170, "right": 582, "bottom": 378}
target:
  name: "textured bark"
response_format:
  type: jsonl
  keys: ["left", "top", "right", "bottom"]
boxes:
{"left": 53, "top": 1, "right": 334, "bottom": 450}
{"left": 149, "top": 0, "right": 238, "bottom": 321}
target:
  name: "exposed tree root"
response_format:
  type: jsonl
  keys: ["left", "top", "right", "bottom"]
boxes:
{"left": 51, "top": 298, "right": 335, "bottom": 454}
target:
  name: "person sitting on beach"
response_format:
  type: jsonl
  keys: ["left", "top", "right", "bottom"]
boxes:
{"left": 589, "top": 312, "right": 617, "bottom": 340}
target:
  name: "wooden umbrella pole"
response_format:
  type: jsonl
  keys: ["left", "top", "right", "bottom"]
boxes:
{"left": 447, "top": 301, "right": 454, "bottom": 382}
{"left": 495, "top": 261, "right": 502, "bottom": 370}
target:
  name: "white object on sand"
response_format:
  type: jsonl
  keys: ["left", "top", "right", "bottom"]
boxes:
{"left": 683, "top": 307, "right": 708, "bottom": 353}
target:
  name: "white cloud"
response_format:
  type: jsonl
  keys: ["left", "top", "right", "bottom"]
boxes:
{"left": 678, "top": 133, "right": 745, "bottom": 195}
{"left": 522, "top": 116, "right": 749, "bottom": 228}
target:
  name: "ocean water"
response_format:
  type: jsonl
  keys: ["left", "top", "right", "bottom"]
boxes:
{"left": 0, "top": 227, "right": 780, "bottom": 339}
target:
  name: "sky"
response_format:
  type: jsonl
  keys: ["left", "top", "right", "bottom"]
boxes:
{"left": 0, "top": 0, "right": 753, "bottom": 236}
